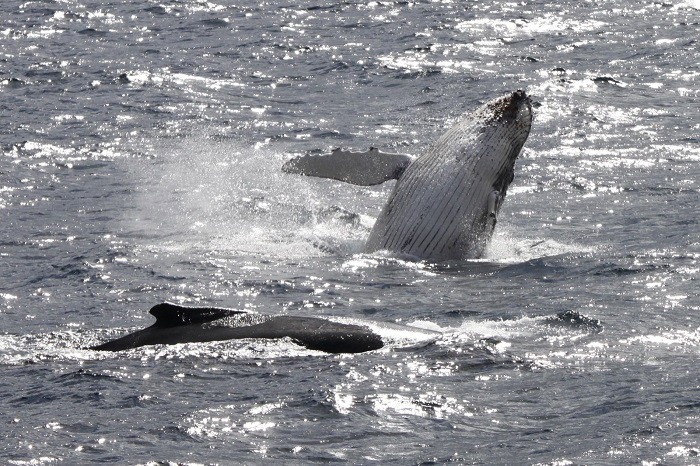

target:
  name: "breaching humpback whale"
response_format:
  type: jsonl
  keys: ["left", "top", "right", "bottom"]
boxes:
{"left": 91, "top": 302, "right": 384, "bottom": 353}
{"left": 283, "top": 90, "right": 533, "bottom": 261}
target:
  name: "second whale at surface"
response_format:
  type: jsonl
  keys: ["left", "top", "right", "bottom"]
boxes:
{"left": 283, "top": 90, "right": 533, "bottom": 261}
{"left": 91, "top": 302, "right": 440, "bottom": 354}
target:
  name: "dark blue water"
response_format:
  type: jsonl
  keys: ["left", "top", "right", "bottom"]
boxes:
{"left": 2, "top": 0, "right": 699, "bottom": 463}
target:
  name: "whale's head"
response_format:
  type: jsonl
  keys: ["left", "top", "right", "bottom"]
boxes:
{"left": 473, "top": 89, "right": 532, "bottom": 198}
{"left": 450, "top": 90, "right": 533, "bottom": 257}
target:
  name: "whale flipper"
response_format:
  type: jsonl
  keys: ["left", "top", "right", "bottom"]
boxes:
{"left": 91, "top": 303, "right": 384, "bottom": 353}
{"left": 282, "top": 148, "right": 414, "bottom": 186}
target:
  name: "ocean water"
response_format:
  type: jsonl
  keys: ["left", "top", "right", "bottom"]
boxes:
{"left": 1, "top": 0, "right": 699, "bottom": 464}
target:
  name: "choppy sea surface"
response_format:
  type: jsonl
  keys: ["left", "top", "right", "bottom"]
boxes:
{"left": 2, "top": 0, "right": 699, "bottom": 464}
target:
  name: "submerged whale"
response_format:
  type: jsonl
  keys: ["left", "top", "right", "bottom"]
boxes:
{"left": 283, "top": 90, "right": 533, "bottom": 261}
{"left": 91, "top": 302, "right": 384, "bottom": 353}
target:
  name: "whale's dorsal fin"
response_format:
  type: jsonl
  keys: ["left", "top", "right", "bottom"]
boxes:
{"left": 282, "top": 148, "right": 414, "bottom": 186}
{"left": 149, "top": 302, "right": 245, "bottom": 327}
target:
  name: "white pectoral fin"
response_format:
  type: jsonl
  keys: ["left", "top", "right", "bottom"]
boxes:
{"left": 282, "top": 147, "right": 414, "bottom": 186}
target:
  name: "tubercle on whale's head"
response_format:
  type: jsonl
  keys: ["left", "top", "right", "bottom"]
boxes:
{"left": 486, "top": 89, "right": 533, "bottom": 127}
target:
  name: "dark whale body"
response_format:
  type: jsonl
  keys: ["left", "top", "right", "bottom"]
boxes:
{"left": 92, "top": 303, "right": 383, "bottom": 354}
